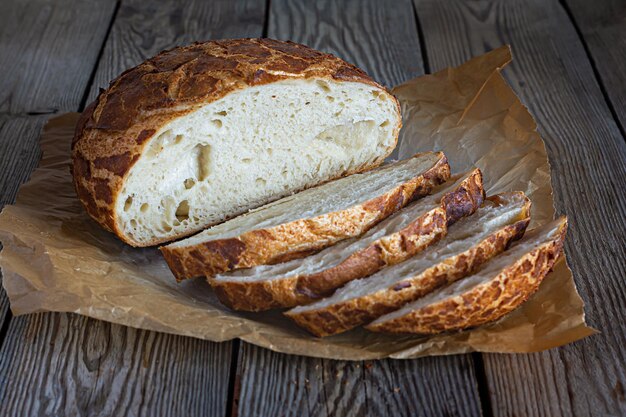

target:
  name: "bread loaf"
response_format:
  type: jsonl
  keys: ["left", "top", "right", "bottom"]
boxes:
{"left": 162, "top": 152, "right": 450, "bottom": 280}
{"left": 72, "top": 39, "right": 402, "bottom": 247}
{"left": 210, "top": 169, "right": 484, "bottom": 311}
{"left": 285, "top": 192, "right": 531, "bottom": 337}
{"left": 366, "top": 217, "right": 567, "bottom": 334}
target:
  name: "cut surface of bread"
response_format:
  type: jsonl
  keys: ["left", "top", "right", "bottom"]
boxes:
{"left": 285, "top": 192, "right": 531, "bottom": 337}
{"left": 162, "top": 152, "right": 450, "bottom": 280}
{"left": 366, "top": 217, "right": 567, "bottom": 334}
{"left": 72, "top": 39, "right": 402, "bottom": 247}
{"left": 210, "top": 169, "right": 484, "bottom": 311}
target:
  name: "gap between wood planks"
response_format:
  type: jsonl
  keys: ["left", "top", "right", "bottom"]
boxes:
{"left": 559, "top": 0, "right": 626, "bottom": 141}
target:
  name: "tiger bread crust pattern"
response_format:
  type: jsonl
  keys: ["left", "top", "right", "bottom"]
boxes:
{"left": 285, "top": 192, "right": 532, "bottom": 337}
{"left": 210, "top": 168, "right": 485, "bottom": 311}
{"left": 366, "top": 217, "right": 567, "bottom": 334}
{"left": 161, "top": 152, "right": 450, "bottom": 281}
{"left": 72, "top": 38, "right": 403, "bottom": 247}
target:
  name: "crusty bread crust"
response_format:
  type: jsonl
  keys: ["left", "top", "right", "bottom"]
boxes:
{"left": 71, "top": 38, "right": 401, "bottom": 247}
{"left": 210, "top": 169, "right": 485, "bottom": 311}
{"left": 366, "top": 217, "right": 567, "bottom": 334}
{"left": 285, "top": 193, "right": 531, "bottom": 337}
{"left": 161, "top": 153, "right": 451, "bottom": 281}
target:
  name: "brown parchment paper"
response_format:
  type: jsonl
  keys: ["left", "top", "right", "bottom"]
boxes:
{"left": 0, "top": 46, "right": 594, "bottom": 360}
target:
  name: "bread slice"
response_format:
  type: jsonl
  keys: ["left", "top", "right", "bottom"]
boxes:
{"left": 72, "top": 39, "right": 402, "bottom": 247}
{"left": 210, "top": 169, "right": 484, "bottom": 311}
{"left": 285, "top": 192, "right": 531, "bottom": 337}
{"left": 366, "top": 217, "right": 567, "bottom": 334}
{"left": 161, "top": 152, "right": 450, "bottom": 280}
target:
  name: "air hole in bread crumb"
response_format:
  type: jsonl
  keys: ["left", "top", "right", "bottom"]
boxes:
{"left": 316, "top": 80, "right": 331, "bottom": 92}
{"left": 217, "top": 110, "right": 228, "bottom": 116}
{"left": 130, "top": 219, "right": 138, "bottom": 228}
{"left": 241, "top": 158, "right": 252, "bottom": 164}
{"left": 175, "top": 200, "right": 190, "bottom": 222}
{"left": 194, "top": 144, "right": 211, "bottom": 181}
{"left": 174, "top": 134, "right": 184, "bottom": 144}
{"left": 255, "top": 178, "right": 266, "bottom": 186}
{"left": 140, "top": 203, "right": 149, "bottom": 212}
{"left": 212, "top": 119, "right": 222, "bottom": 128}
{"left": 124, "top": 196, "right": 133, "bottom": 211}
{"left": 281, "top": 169, "right": 288, "bottom": 177}
{"left": 162, "top": 222, "right": 173, "bottom": 232}
{"left": 326, "top": 96, "right": 335, "bottom": 102}
{"left": 267, "top": 148, "right": 273, "bottom": 156}
{"left": 184, "top": 178, "right": 196, "bottom": 189}
{"left": 379, "top": 120, "right": 390, "bottom": 128}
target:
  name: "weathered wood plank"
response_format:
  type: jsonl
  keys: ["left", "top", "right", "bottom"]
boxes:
{"left": 267, "top": 0, "right": 424, "bottom": 88}
{"left": 564, "top": 0, "right": 626, "bottom": 134}
{"left": 0, "top": 314, "right": 233, "bottom": 417}
{"left": 413, "top": 0, "right": 626, "bottom": 415}
{"left": 234, "top": 1, "right": 483, "bottom": 416}
{"left": 0, "top": 115, "right": 48, "bottom": 332}
{"left": 236, "top": 344, "right": 482, "bottom": 417}
{"left": 0, "top": 0, "right": 265, "bottom": 415}
{"left": 86, "top": 0, "right": 265, "bottom": 103}
{"left": 0, "top": 0, "right": 117, "bottom": 114}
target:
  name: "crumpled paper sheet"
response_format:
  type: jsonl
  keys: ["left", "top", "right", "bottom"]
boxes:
{"left": 0, "top": 46, "right": 594, "bottom": 360}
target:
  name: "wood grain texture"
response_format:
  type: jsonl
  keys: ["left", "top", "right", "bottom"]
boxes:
{"left": 0, "top": 0, "right": 265, "bottom": 415}
{"left": 236, "top": 344, "right": 482, "bottom": 417}
{"left": 413, "top": 0, "right": 626, "bottom": 415}
{"left": 0, "top": 314, "right": 233, "bottom": 417}
{"left": 86, "top": 0, "right": 265, "bottom": 103}
{"left": 234, "top": 1, "right": 483, "bottom": 416}
{"left": 564, "top": 0, "right": 626, "bottom": 133}
{"left": 0, "top": 0, "right": 117, "bottom": 114}
{"left": 0, "top": 115, "right": 48, "bottom": 331}
{"left": 267, "top": 0, "right": 424, "bottom": 88}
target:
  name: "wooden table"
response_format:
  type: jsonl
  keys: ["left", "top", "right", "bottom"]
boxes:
{"left": 0, "top": 1, "right": 624, "bottom": 416}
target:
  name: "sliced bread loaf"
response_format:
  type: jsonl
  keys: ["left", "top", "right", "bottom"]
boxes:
{"left": 285, "top": 192, "right": 531, "bottom": 337}
{"left": 210, "top": 169, "right": 484, "bottom": 311}
{"left": 366, "top": 217, "right": 567, "bottom": 334}
{"left": 72, "top": 39, "right": 402, "bottom": 247}
{"left": 162, "top": 152, "right": 450, "bottom": 280}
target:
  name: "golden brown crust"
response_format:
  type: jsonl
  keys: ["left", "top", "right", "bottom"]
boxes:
{"left": 210, "top": 169, "right": 485, "bottom": 311}
{"left": 366, "top": 217, "right": 567, "bottom": 334}
{"left": 285, "top": 195, "right": 532, "bottom": 337}
{"left": 71, "top": 38, "right": 400, "bottom": 247}
{"left": 162, "top": 153, "right": 451, "bottom": 281}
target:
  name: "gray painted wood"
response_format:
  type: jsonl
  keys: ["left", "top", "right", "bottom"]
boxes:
{"left": 0, "top": 0, "right": 265, "bottom": 415}
{"left": 564, "top": 0, "right": 626, "bottom": 134}
{"left": 0, "top": 0, "right": 117, "bottom": 114}
{"left": 234, "top": 1, "right": 483, "bottom": 416}
{"left": 413, "top": 0, "right": 626, "bottom": 415}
